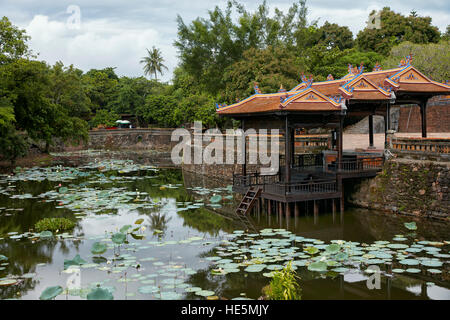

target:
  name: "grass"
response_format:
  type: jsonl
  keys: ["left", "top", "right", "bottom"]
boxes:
{"left": 35, "top": 218, "right": 76, "bottom": 233}
{"left": 262, "top": 261, "right": 302, "bottom": 300}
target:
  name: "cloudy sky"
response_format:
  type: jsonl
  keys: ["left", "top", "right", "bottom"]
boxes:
{"left": 2, "top": 0, "right": 449, "bottom": 82}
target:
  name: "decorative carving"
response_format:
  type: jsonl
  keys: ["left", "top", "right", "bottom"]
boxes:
{"left": 305, "top": 93, "right": 318, "bottom": 100}
{"left": 254, "top": 82, "right": 262, "bottom": 94}
{"left": 373, "top": 62, "right": 382, "bottom": 71}
{"left": 399, "top": 53, "right": 413, "bottom": 67}
{"left": 327, "top": 74, "right": 334, "bottom": 81}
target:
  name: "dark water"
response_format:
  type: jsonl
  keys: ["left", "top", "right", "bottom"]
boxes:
{"left": 0, "top": 161, "right": 449, "bottom": 300}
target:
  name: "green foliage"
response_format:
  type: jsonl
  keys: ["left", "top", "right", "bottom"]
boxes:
{"left": 302, "top": 46, "right": 384, "bottom": 81}
{"left": 0, "top": 126, "right": 28, "bottom": 163}
{"left": 382, "top": 41, "right": 450, "bottom": 82}
{"left": 137, "top": 95, "right": 178, "bottom": 127}
{"left": 89, "top": 109, "right": 119, "bottom": 128}
{"left": 356, "top": 8, "right": 441, "bottom": 55}
{"left": 82, "top": 67, "right": 119, "bottom": 112}
{"left": 0, "top": 16, "right": 32, "bottom": 64}
{"left": 174, "top": 0, "right": 313, "bottom": 94}
{"left": 263, "top": 262, "right": 302, "bottom": 300}
{"left": 34, "top": 217, "right": 76, "bottom": 233}
{"left": 223, "top": 46, "right": 305, "bottom": 101}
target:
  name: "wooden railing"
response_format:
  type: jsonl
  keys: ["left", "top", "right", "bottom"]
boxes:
{"left": 392, "top": 138, "right": 450, "bottom": 154}
{"left": 280, "top": 153, "right": 323, "bottom": 168}
{"left": 263, "top": 180, "right": 337, "bottom": 196}
{"left": 334, "top": 157, "right": 384, "bottom": 172}
{"left": 233, "top": 172, "right": 280, "bottom": 188}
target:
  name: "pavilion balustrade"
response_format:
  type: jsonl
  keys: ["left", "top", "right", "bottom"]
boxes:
{"left": 263, "top": 180, "right": 337, "bottom": 196}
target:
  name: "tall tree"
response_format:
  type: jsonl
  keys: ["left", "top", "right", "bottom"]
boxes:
{"left": 140, "top": 47, "right": 168, "bottom": 81}
{"left": 382, "top": 41, "right": 450, "bottom": 82}
{"left": 174, "top": 0, "right": 313, "bottom": 94}
{"left": 356, "top": 7, "right": 441, "bottom": 55}
{"left": 0, "top": 16, "right": 32, "bottom": 65}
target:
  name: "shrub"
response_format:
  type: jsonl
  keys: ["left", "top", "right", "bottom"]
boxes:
{"left": 262, "top": 262, "right": 302, "bottom": 300}
{"left": 35, "top": 218, "right": 76, "bottom": 233}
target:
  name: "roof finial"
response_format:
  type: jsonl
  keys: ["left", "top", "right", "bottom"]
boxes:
{"left": 278, "top": 84, "right": 286, "bottom": 93}
{"left": 254, "top": 82, "right": 262, "bottom": 94}
{"left": 358, "top": 62, "right": 364, "bottom": 74}
{"left": 373, "top": 62, "right": 382, "bottom": 71}
{"left": 399, "top": 53, "right": 413, "bottom": 67}
{"left": 327, "top": 74, "right": 334, "bottom": 81}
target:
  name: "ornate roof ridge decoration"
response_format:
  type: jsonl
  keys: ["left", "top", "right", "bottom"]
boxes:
{"left": 327, "top": 74, "right": 334, "bottom": 81}
{"left": 373, "top": 62, "right": 382, "bottom": 72}
{"left": 399, "top": 53, "right": 413, "bottom": 67}
{"left": 384, "top": 65, "right": 450, "bottom": 90}
{"left": 278, "top": 84, "right": 287, "bottom": 93}
{"left": 280, "top": 87, "right": 341, "bottom": 109}
{"left": 339, "top": 74, "right": 391, "bottom": 99}
{"left": 254, "top": 82, "right": 262, "bottom": 94}
{"left": 216, "top": 91, "right": 293, "bottom": 112}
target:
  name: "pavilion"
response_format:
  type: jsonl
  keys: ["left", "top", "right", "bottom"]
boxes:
{"left": 216, "top": 57, "right": 450, "bottom": 216}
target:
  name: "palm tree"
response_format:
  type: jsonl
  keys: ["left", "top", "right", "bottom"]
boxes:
{"left": 140, "top": 46, "right": 168, "bottom": 81}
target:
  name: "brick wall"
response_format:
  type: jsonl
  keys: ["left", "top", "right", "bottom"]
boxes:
{"left": 397, "top": 95, "right": 450, "bottom": 133}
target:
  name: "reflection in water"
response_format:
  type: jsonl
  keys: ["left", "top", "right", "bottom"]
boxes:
{"left": 0, "top": 164, "right": 448, "bottom": 300}
{"left": 148, "top": 212, "right": 172, "bottom": 237}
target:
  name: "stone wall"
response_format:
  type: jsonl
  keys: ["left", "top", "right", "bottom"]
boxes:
{"left": 52, "top": 128, "right": 177, "bottom": 152}
{"left": 349, "top": 159, "right": 450, "bottom": 220}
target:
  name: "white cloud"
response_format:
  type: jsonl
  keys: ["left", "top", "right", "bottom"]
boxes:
{"left": 25, "top": 14, "right": 176, "bottom": 81}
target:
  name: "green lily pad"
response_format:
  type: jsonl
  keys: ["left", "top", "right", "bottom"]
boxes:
{"left": 325, "top": 244, "right": 341, "bottom": 254}
{"left": 210, "top": 195, "right": 222, "bottom": 203}
{"left": 404, "top": 222, "right": 417, "bottom": 231}
{"left": 91, "top": 242, "right": 107, "bottom": 255}
{"left": 139, "top": 285, "right": 159, "bottom": 294}
{"left": 87, "top": 287, "right": 114, "bottom": 300}
{"left": 39, "top": 231, "right": 53, "bottom": 239}
{"left": 196, "top": 290, "right": 215, "bottom": 297}
{"left": 307, "top": 261, "right": 327, "bottom": 272}
{"left": 40, "top": 286, "right": 63, "bottom": 300}
{"left": 111, "top": 232, "right": 126, "bottom": 245}
{"left": 64, "top": 254, "right": 87, "bottom": 270}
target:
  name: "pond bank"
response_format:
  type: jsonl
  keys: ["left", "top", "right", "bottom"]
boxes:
{"left": 350, "top": 159, "right": 450, "bottom": 221}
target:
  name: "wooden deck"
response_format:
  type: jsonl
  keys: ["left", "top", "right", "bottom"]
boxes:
{"left": 233, "top": 153, "right": 383, "bottom": 203}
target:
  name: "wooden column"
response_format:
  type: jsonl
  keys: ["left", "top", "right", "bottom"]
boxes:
{"left": 286, "top": 203, "right": 291, "bottom": 218}
{"left": 268, "top": 200, "right": 272, "bottom": 215}
{"left": 386, "top": 103, "right": 391, "bottom": 133}
{"left": 368, "top": 115, "right": 374, "bottom": 148}
{"left": 242, "top": 120, "right": 247, "bottom": 176}
{"left": 294, "top": 202, "right": 299, "bottom": 217}
{"left": 314, "top": 201, "right": 318, "bottom": 225}
{"left": 420, "top": 100, "right": 428, "bottom": 138}
{"left": 337, "top": 116, "right": 344, "bottom": 170}
{"left": 285, "top": 116, "right": 291, "bottom": 183}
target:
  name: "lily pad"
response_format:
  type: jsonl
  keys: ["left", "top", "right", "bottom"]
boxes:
{"left": 87, "top": 287, "right": 114, "bottom": 300}
{"left": 404, "top": 222, "right": 417, "bottom": 231}
{"left": 64, "top": 254, "right": 87, "bottom": 270}
{"left": 307, "top": 261, "right": 327, "bottom": 272}
{"left": 91, "top": 242, "right": 107, "bottom": 255}
{"left": 40, "top": 286, "right": 63, "bottom": 300}
{"left": 111, "top": 232, "right": 126, "bottom": 245}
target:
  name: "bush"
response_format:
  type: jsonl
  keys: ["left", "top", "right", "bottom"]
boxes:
{"left": 262, "top": 262, "right": 302, "bottom": 300}
{"left": 35, "top": 218, "right": 76, "bottom": 233}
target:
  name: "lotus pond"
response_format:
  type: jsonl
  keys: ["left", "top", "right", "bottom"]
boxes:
{"left": 0, "top": 160, "right": 449, "bottom": 300}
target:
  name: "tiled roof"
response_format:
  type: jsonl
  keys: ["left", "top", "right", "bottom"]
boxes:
{"left": 217, "top": 65, "right": 450, "bottom": 116}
